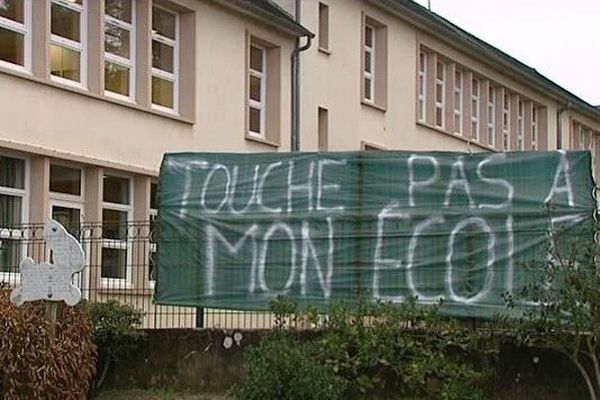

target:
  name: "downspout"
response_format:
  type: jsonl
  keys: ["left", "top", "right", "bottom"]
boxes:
{"left": 291, "top": 0, "right": 312, "bottom": 152}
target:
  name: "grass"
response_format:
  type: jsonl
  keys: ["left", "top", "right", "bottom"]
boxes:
{"left": 93, "top": 389, "right": 230, "bottom": 400}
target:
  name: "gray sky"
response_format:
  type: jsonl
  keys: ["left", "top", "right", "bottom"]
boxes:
{"left": 411, "top": 0, "right": 600, "bottom": 106}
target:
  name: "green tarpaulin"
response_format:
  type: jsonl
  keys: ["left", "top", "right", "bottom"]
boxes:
{"left": 155, "top": 151, "right": 595, "bottom": 318}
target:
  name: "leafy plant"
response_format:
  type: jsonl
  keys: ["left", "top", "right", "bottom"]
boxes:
{"left": 0, "top": 284, "right": 96, "bottom": 399}
{"left": 83, "top": 300, "right": 145, "bottom": 390}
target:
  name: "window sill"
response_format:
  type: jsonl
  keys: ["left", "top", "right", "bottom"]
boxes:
{"left": 245, "top": 133, "right": 280, "bottom": 148}
{"left": 0, "top": 65, "right": 195, "bottom": 125}
{"left": 318, "top": 47, "right": 331, "bottom": 55}
{"left": 361, "top": 99, "right": 387, "bottom": 113}
{"left": 416, "top": 121, "right": 497, "bottom": 152}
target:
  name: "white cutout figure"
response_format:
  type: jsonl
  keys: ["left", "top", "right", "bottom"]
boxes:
{"left": 11, "top": 219, "right": 85, "bottom": 307}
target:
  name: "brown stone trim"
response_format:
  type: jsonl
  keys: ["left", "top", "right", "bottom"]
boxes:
{"left": 136, "top": 0, "right": 152, "bottom": 107}
{"left": 132, "top": 175, "right": 151, "bottom": 289}
{"left": 29, "top": 156, "right": 50, "bottom": 225}
{"left": 88, "top": 0, "right": 103, "bottom": 95}
{"left": 31, "top": 1, "right": 49, "bottom": 79}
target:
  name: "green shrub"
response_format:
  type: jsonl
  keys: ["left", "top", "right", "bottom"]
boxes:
{"left": 0, "top": 285, "right": 96, "bottom": 399}
{"left": 82, "top": 300, "right": 145, "bottom": 389}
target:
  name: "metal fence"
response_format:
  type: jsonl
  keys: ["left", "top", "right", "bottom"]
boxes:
{"left": 0, "top": 222, "right": 277, "bottom": 330}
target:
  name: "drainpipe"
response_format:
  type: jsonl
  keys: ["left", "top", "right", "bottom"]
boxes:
{"left": 291, "top": 0, "right": 312, "bottom": 152}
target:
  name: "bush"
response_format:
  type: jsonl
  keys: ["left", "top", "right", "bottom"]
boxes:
{"left": 82, "top": 301, "right": 145, "bottom": 389}
{"left": 0, "top": 285, "right": 96, "bottom": 399}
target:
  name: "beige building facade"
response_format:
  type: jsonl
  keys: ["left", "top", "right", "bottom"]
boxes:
{"left": 0, "top": 0, "right": 599, "bottom": 327}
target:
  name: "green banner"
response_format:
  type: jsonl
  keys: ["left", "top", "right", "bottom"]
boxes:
{"left": 155, "top": 151, "right": 595, "bottom": 318}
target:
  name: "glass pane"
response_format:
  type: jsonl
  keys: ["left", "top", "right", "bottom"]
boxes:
{"left": 101, "top": 247, "right": 127, "bottom": 279}
{"left": 152, "top": 6, "right": 176, "bottom": 39}
{"left": 436, "top": 108, "right": 443, "bottom": 126}
{"left": 150, "top": 182, "right": 158, "bottom": 210}
{"left": 249, "top": 107, "right": 261, "bottom": 134}
{"left": 365, "top": 25, "right": 373, "bottom": 47}
{"left": 105, "top": 0, "right": 132, "bottom": 23}
{"left": 0, "top": 194, "right": 21, "bottom": 226}
{"left": 0, "top": 238, "right": 20, "bottom": 274}
{"left": 151, "top": 76, "right": 174, "bottom": 109}
{"left": 50, "top": 44, "right": 81, "bottom": 82}
{"left": 436, "top": 62, "right": 444, "bottom": 80}
{"left": 472, "top": 79, "right": 479, "bottom": 95}
{"left": 105, "top": 22, "right": 131, "bottom": 59}
{"left": 50, "top": 164, "right": 81, "bottom": 195}
{"left": 102, "top": 208, "right": 128, "bottom": 239}
{"left": 152, "top": 40, "right": 174, "bottom": 73}
{"left": 105, "top": 61, "right": 130, "bottom": 96}
{"left": 103, "top": 175, "right": 130, "bottom": 204}
{"left": 0, "top": 0, "right": 24, "bottom": 23}
{"left": 436, "top": 83, "right": 443, "bottom": 103}
{"left": 364, "top": 77, "right": 372, "bottom": 100}
{"left": 364, "top": 51, "right": 372, "bottom": 73}
{"left": 249, "top": 75, "right": 261, "bottom": 102}
{"left": 51, "top": 206, "right": 81, "bottom": 239}
{"left": 0, "top": 156, "right": 24, "bottom": 189}
{"left": 250, "top": 45, "right": 263, "bottom": 72}
{"left": 51, "top": 3, "right": 81, "bottom": 42}
{"left": 0, "top": 27, "right": 24, "bottom": 66}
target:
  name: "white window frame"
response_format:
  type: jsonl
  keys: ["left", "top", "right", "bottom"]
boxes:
{"left": 435, "top": 61, "right": 445, "bottom": 128}
{"left": 0, "top": 153, "right": 29, "bottom": 285}
{"left": 454, "top": 69, "right": 463, "bottom": 135}
{"left": 0, "top": 0, "right": 31, "bottom": 72}
{"left": 487, "top": 86, "right": 496, "bottom": 148}
{"left": 101, "top": 175, "right": 133, "bottom": 289}
{"left": 517, "top": 98, "right": 525, "bottom": 150}
{"left": 418, "top": 51, "right": 427, "bottom": 122}
{"left": 471, "top": 78, "right": 480, "bottom": 141}
{"left": 104, "top": 0, "right": 136, "bottom": 101}
{"left": 248, "top": 43, "right": 266, "bottom": 138}
{"left": 151, "top": 4, "right": 179, "bottom": 114}
{"left": 363, "top": 23, "right": 375, "bottom": 103}
{"left": 531, "top": 106, "right": 538, "bottom": 150}
{"left": 503, "top": 92, "right": 511, "bottom": 151}
{"left": 50, "top": 0, "right": 87, "bottom": 88}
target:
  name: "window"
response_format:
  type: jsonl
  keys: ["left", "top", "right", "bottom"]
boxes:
{"left": 149, "top": 181, "right": 157, "bottom": 284}
{"left": 531, "top": 106, "right": 538, "bottom": 150}
{"left": 454, "top": 69, "right": 463, "bottom": 134}
{"left": 579, "top": 125, "right": 592, "bottom": 150}
{"left": 435, "top": 61, "right": 445, "bottom": 128}
{"left": 517, "top": 98, "right": 525, "bottom": 150}
{"left": 101, "top": 174, "right": 132, "bottom": 286}
{"left": 0, "top": 155, "right": 26, "bottom": 278}
{"left": 471, "top": 78, "right": 480, "bottom": 141}
{"left": 50, "top": 164, "right": 81, "bottom": 196}
{"left": 50, "top": 0, "right": 85, "bottom": 85}
{"left": 318, "top": 2, "right": 329, "bottom": 51}
{"left": 248, "top": 43, "right": 266, "bottom": 137}
{"left": 318, "top": 107, "right": 328, "bottom": 151}
{"left": 0, "top": 0, "right": 29, "bottom": 70}
{"left": 104, "top": 0, "right": 135, "bottom": 99}
{"left": 151, "top": 5, "right": 178, "bottom": 112}
{"left": 363, "top": 23, "right": 375, "bottom": 103}
{"left": 503, "top": 92, "right": 511, "bottom": 151}
{"left": 487, "top": 86, "right": 496, "bottom": 148}
{"left": 418, "top": 51, "right": 427, "bottom": 122}
{"left": 49, "top": 163, "right": 83, "bottom": 238}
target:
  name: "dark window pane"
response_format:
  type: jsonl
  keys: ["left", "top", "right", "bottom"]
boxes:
{"left": 103, "top": 175, "right": 130, "bottom": 204}
{"left": 364, "top": 77, "right": 372, "bottom": 100}
{"left": 0, "top": 239, "right": 20, "bottom": 273}
{"left": 364, "top": 51, "right": 372, "bottom": 73}
{"left": 105, "top": 61, "right": 130, "bottom": 96}
{"left": 365, "top": 25, "right": 373, "bottom": 47}
{"left": 51, "top": 206, "right": 81, "bottom": 238}
{"left": 249, "top": 107, "right": 261, "bottom": 134}
{"left": 0, "top": 0, "right": 23, "bottom": 23}
{"left": 102, "top": 209, "right": 128, "bottom": 239}
{"left": 152, "top": 40, "right": 174, "bottom": 72}
{"left": 152, "top": 6, "right": 176, "bottom": 39}
{"left": 150, "top": 182, "right": 158, "bottom": 210}
{"left": 51, "top": 3, "right": 81, "bottom": 42}
{"left": 0, "top": 27, "right": 24, "bottom": 66}
{"left": 250, "top": 75, "right": 261, "bottom": 102}
{"left": 50, "top": 164, "right": 81, "bottom": 195}
{"left": 105, "top": 0, "right": 132, "bottom": 23}
{"left": 50, "top": 44, "right": 81, "bottom": 82}
{"left": 0, "top": 156, "right": 24, "bottom": 189}
{"left": 105, "top": 22, "right": 131, "bottom": 58}
{"left": 250, "top": 45, "right": 263, "bottom": 72}
{"left": 101, "top": 247, "right": 127, "bottom": 279}
{"left": 0, "top": 194, "right": 21, "bottom": 226}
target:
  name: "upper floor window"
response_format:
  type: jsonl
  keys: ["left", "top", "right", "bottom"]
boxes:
{"left": 531, "top": 106, "right": 538, "bottom": 150}
{"left": 104, "top": 0, "right": 135, "bottom": 100}
{"left": 151, "top": 5, "right": 178, "bottom": 112}
{"left": 248, "top": 43, "right": 266, "bottom": 137}
{"left": 318, "top": 2, "right": 329, "bottom": 52}
{"left": 487, "top": 86, "right": 496, "bottom": 148}
{"left": 361, "top": 15, "right": 387, "bottom": 109}
{"left": 418, "top": 51, "right": 427, "bottom": 122}
{"left": 363, "top": 23, "right": 375, "bottom": 103}
{"left": 0, "top": 0, "right": 29, "bottom": 70}
{"left": 517, "top": 98, "right": 525, "bottom": 150}
{"left": 50, "top": 0, "right": 86, "bottom": 85}
{"left": 435, "top": 61, "right": 445, "bottom": 128}
{"left": 471, "top": 78, "right": 480, "bottom": 141}
{"left": 453, "top": 69, "right": 463, "bottom": 135}
{"left": 502, "top": 92, "right": 511, "bottom": 151}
